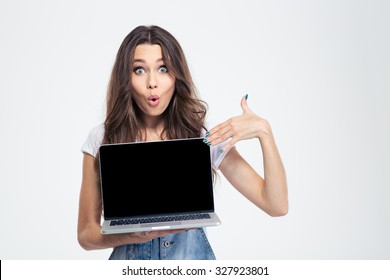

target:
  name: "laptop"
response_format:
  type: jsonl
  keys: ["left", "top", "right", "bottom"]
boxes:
{"left": 98, "top": 137, "right": 221, "bottom": 234}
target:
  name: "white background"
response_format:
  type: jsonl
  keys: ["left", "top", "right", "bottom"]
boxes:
{"left": 0, "top": 0, "right": 389, "bottom": 259}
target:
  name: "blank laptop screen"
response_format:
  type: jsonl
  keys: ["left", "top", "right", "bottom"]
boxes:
{"left": 99, "top": 138, "right": 214, "bottom": 219}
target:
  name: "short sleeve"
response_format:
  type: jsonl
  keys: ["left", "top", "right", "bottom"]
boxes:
{"left": 210, "top": 141, "right": 234, "bottom": 170}
{"left": 81, "top": 124, "right": 105, "bottom": 157}
{"left": 203, "top": 122, "right": 234, "bottom": 170}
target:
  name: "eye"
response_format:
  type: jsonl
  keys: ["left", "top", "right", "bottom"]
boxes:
{"left": 133, "top": 67, "right": 145, "bottom": 75}
{"left": 159, "top": 66, "right": 168, "bottom": 73}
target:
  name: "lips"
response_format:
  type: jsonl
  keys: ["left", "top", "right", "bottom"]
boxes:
{"left": 147, "top": 95, "right": 160, "bottom": 107}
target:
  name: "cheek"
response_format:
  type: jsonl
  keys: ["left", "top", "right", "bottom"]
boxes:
{"left": 131, "top": 77, "right": 144, "bottom": 94}
{"left": 130, "top": 79, "right": 145, "bottom": 107}
{"left": 162, "top": 76, "right": 176, "bottom": 92}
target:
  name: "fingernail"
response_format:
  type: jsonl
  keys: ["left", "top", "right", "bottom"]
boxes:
{"left": 205, "top": 131, "right": 210, "bottom": 137}
{"left": 202, "top": 139, "right": 207, "bottom": 143}
{"left": 207, "top": 142, "right": 211, "bottom": 146}
{"left": 245, "top": 94, "right": 249, "bottom": 100}
{"left": 219, "top": 149, "right": 223, "bottom": 154}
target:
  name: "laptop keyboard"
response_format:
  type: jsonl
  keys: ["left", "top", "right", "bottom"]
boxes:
{"left": 110, "top": 213, "right": 211, "bottom": 226}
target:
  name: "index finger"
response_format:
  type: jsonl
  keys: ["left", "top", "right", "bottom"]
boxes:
{"left": 207, "top": 119, "right": 231, "bottom": 137}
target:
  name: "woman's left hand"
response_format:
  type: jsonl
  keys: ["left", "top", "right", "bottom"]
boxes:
{"left": 206, "top": 95, "right": 272, "bottom": 153}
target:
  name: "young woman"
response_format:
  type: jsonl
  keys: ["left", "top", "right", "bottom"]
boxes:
{"left": 78, "top": 25, "right": 288, "bottom": 260}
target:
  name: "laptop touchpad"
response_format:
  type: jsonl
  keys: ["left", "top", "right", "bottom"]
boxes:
{"left": 141, "top": 222, "right": 181, "bottom": 228}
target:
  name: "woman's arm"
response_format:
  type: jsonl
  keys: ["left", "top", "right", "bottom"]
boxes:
{"left": 205, "top": 95, "right": 288, "bottom": 216}
{"left": 77, "top": 154, "right": 184, "bottom": 250}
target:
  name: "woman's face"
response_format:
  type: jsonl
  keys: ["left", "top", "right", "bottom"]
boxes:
{"left": 131, "top": 44, "right": 176, "bottom": 125}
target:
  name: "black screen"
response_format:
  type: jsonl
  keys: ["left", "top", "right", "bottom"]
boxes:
{"left": 99, "top": 138, "right": 214, "bottom": 219}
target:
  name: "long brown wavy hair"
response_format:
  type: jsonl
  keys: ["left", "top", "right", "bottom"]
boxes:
{"left": 95, "top": 25, "right": 210, "bottom": 171}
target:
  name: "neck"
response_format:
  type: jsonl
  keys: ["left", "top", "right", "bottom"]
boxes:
{"left": 142, "top": 116, "right": 165, "bottom": 141}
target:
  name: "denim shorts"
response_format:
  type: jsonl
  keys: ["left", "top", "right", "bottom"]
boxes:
{"left": 108, "top": 228, "right": 216, "bottom": 260}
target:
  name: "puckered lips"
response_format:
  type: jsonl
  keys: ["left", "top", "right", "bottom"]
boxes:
{"left": 147, "top": 95, "right": 160, "bottom": 107}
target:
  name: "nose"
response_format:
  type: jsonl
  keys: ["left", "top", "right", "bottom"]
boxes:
{"left": 147, "top": 73, "right": 158, "bottom": 89}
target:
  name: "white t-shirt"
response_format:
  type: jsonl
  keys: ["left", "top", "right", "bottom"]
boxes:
{"left": 81, "top": 123, "right": 232, "bottom": 170}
